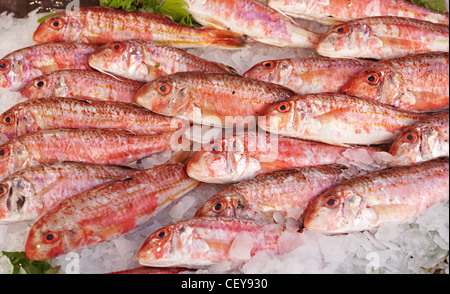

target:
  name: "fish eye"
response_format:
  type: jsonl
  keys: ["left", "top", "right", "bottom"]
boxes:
{"left": 34, "top": 79, "right": 46, "bottom": 88}
{"left": 212, "top": 200, "right": 226, "bottom": 213}
{"left": 155, "top": 228, "right": 168, "bottom": 239}
{"left": 156, "top": 83, "right": 171, "bottom": 95}
{"left": 324, "top": 195, "right": 339, "bottom": 208}
{"left": 50, "top": 17, "right": 64, "bottom": 30}
{"left": 43, "top": 232, "right": 58, "bottom": 244}
{"left": 0, "top": 147, "right": 10, "bottom": 159}
{"left": 403, "top": 131, "right": 418, "bottom": 143}
{"left": 0, "top": 184, "right": 7, "bottom": 197}
{"left": 365, "top": 72, "right": 380, "bottom": 85}
{"left": 210, "top": 143, "right": 222, "bottom": 154}
{"left": 335, "top": 25, "right": 349, "bottom": 34}
{"left": 2, "top": 113, "right": 15, "bottom": 125}
{"left": 0, "top": 59, "right": 10, "bottom": 72}
{"left": 276, "top": 102, "right": 290, "bottom": 113}
{"left": 262, "top": 61, "right": 275, "bottom": 69}
{"left": 110, "top": 42, "right": 125, "bottom": 52}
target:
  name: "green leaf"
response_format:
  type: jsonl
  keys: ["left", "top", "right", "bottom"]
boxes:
{"left": 408, "top": 0, "right": 448, "bottom": 13}
{"left": 1, "top": 251, "right": 60, "bottom": 274}
{"left": 37, "top": 12, "right": 59, "bottom": 23}
{"left": 100, "top": 0, "right": 198, "bottom": 27}
{"left": 158, "top": 0, "right": 197, "bottom": 27}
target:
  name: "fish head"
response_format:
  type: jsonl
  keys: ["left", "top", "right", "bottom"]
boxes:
{"left": 0, "top": 176, "right": 37, "bottom": 223}
{"left": 25, "top": 216, "right": 85, "bottom": 261}
{"left": 89, "top": 42, "right": 140, "bottom": 80}
{"left": 340, "top": 66, "right": 393, "bottom": 101}
{"left": 0, "top": 109, "right": 18, "bottom": 145}
{"left": 0, "top": 57, "right": 14, "bottom": 89}
{"left": 137, "top": 222, "right": 181, "bottom": 267}
{"left": 316, "top": 22, "right": 377, "bottom": 58}
{"left": 89, "top": 41, "right": 167, "bottom": 82}
{"left": 389, "top": 127, "right": 423, "bottom": 165}
{"left": 243, "top": 59, "right": 284, "bottom": 83}
{"left": 19, "top": 75, "right": 58, "bottom": 99}
{"left": 304, "top": 186, "right": 376, "bottom": 233}
{"left": 195, "top": 192, "right": 251, "bottom": 218}
{"left": 33, "top": 11, "right": 81, "bottom": 43}
{"left": 258, "top": 99, "right": 301, "bottom": 136}
{"left": 186, "top": 134, "right": 262, "bottom": 183}
{"left": 138, "top": 220, "right": 215, "bottom": 268}
{"left": 0, "top": 140, "right": 30, "bottom": 179}
{"left": 134, "top": 74, "right": 192, "bottom": 119}
{"left": 0, "top": 54, "right": 36, "bottom": 90}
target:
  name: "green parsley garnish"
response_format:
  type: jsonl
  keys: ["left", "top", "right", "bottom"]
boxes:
{"left": 1, "top": 251, "right": 60, "bottom": 274}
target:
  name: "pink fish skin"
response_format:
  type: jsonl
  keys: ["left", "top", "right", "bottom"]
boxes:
{"left": 19, "top": 69, "right": 144, "bottom": 102}
{"left": 389, "top": 112, "right": 449, "bottom": 166}
{"left": 194, "top": 165, "right": 346, "bottom": 221}
{"left": 0, "top": 97, "right": 183, "bottom": 145}
{"left": 0, "top": 129, "right": 174, "bottom": 180}
{"left": 25, "top": 163, "right": 200, "bottom": 261}
{"left": 33, "top": 6, "right": 247, "bottom": 49}
{"left": 183, "top": 0, "right": 319, "bottom": 47}
{"left": 88, "top": 40, "right": 238, "bottom": 83}
{"left": 0, "top": 43, "right": 99, "bottom": 90}
{"left": 258, "top": 93, "right": 428, "bottom": 146}
{"left": 340, "top": 52, "right": 449, "bottom": 112}
{"left": 243, "top": 57, "right": 374, "bottom": 94}
{"left": 316, "top": 16, "right": 449, "bottom": 60}
{"left": 267, "top": 0, "right": 449, "bottom": 25}
{"left": 134, "top": 71, "right": 296, "bottom": 128}
{"left": 0, "top": 162, "right": 135, "bottom": 223}
{"left": 138, "top": 216, "right": 285, "bottom": 268}
{"left": 304, "top": 158, "right": 449, "bottom": 233}
{"left": 186, "top": 131, "right": 384, "bottom": 183}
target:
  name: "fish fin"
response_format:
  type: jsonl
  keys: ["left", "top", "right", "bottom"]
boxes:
{"left": 192, "top": 12, "right": 229, "bottom": 30}
{"left": 144, "top": 63, "right": 168, "bottom": 80}
{"left": 312, "top": 108, "right": 357, "bottom": 147}
{"left": 87, "top": 65, "right": 124, "bottom": 81}
{"left": 215, "top": 62, "right": 239, "bottom": 75}
{"left": 39, "top": 64, "right": 62, "bottom": 73}
{"left": 252, "top": 38, "right": 291, "bottom": 47}
{"left": 207, "top": 29, "right": 249, "bottom": 49}
{"left": 167, "top": 149, "right": 195, "bottom": 165}
{"left": 370, "top": 204, "right": 417, "bottom": 222}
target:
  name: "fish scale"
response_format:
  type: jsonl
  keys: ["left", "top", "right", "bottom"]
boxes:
{"left": 138, "top": 216, "right": 285, "bottom": 268}
{"left": 0, "top": 43, "right": 99, "bottom": 90}
{"left": 194, "top": 165, "right": 346, "bottom": 221}
{"left": 267, "top": 0, "right": 449, "bottom": 25}
{"left": 0, "top": 97, "right": 183, "bottom": 144}
{"left": 389, "top": 112, "right": 449, "bottom": 166}
{"left": 32, "top": 6, "right": 247, "bottom": 49}
{"left": 316, "top": 16, "right": 449, "bottom": 60}
{"left": 243, "top": 57, "right": 374, "bottom": 94}
{"left": 186, "top": 131, "right": 384, "bottom": 183}
{"left": 341, "top": 52, "right": 449, "bottom": 112}
{"left": 304, "top": 158, "right": 449, "bottom": 233}
{"left": 258, "top": 93, "right": 428, "bottom": 146}
{"left": 25, "top": 163, "right": 200, "bottom": 261}
{"left": 183, "top": 0, "right": 319, "bottom": 47}
{"left": 88, "top": 40, "right": 238, "bottom": 83}
{"left": 134, "top": 71, "right": 297, "bottom": 128}
{"left": 0, "top": 162, "right": 135, "bottom": 223}
{"left": 0, "top": 129, "right": 174, "bottom": 180}
{"left": 19, "top": 69, "right": 144, "bottom": 102}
